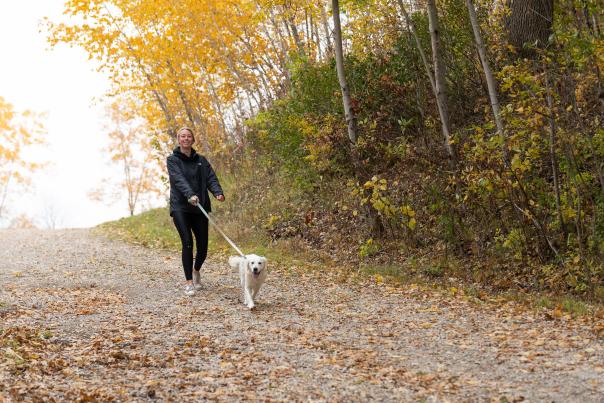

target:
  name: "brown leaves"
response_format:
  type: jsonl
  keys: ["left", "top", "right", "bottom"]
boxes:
{"left": 0, "top": 326, "right": 55, "bottom": 375}
{"left": 29, "top": 286, "right": 125, "bottom": 316}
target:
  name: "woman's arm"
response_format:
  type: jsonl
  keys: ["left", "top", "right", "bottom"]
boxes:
{"left": 167, "top": 157, "right": 195, "bottom": 199}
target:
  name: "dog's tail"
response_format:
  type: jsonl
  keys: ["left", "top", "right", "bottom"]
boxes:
{"left": 229, "top": 255, "right": 243, "bottom": 269}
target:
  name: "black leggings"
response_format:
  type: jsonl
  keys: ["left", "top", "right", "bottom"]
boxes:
{"left": 172, "top": 211, "right": 209, "bottom": 281}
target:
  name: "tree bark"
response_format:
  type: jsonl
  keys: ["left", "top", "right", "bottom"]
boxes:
{"left": 268, "top": 7, "right": 292, "bottom": 93}
{"left": 332, "top": 0, "right": 358, "bottom": 144}
{"left": 465, "top": 0, "right": 509, "bottom": 162}
{"left": 427, "top": 0, "right": 457, "bottom": 163}
{"left": 506, "top": 0, "right": 554, "bottom": 58}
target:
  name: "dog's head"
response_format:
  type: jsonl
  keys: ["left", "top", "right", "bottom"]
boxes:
{"left": 246, "top": 254, "right": 267, "bottom": 277}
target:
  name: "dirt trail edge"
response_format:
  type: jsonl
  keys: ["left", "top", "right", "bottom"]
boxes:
{"left": 1, "top": 229, "right": 603, "bottom": 402}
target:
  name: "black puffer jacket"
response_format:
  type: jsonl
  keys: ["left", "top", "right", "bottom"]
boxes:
{"left": 167, "top": 147, "right": 224, "bottom": 216}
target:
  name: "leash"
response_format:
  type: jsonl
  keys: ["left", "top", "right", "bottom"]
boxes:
{"left": 196, "top": 203, "right": 246, "bottom": 258}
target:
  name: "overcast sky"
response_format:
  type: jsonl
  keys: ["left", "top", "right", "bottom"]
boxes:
{"left": 0, "top": 1, "right": 161, "bottom": 228}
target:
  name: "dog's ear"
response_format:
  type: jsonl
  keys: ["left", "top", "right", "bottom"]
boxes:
{"left": 260, "top": 256, "right": 267, "bottom": 265}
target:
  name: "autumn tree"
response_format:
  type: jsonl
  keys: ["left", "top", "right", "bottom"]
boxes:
{"left": 94, "top": 97, "right": 163, "bottom": 216}
{"left": 332, "top": 0, "right": 358, "bottom": 145}
{"left": 0, "top": 96, "right": 46, "bottom": 224}
{"left": 46, "top": 0, "right": 318, "bottom": 154}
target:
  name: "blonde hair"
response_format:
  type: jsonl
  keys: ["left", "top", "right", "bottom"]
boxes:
{"left": 176, "top": 126, "right": 195, "bottom": 143}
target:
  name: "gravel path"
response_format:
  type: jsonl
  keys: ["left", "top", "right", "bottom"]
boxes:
{"left": 1, "top": 228, "right": 603, "bottom": 402}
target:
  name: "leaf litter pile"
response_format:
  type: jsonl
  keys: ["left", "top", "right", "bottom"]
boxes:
{"left": 1, "top": 229, "right": 603, "bottom": 401}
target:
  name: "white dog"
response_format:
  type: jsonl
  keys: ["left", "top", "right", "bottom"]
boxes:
{"left": 228, "top": 254, "right": 267, "bottom": 309}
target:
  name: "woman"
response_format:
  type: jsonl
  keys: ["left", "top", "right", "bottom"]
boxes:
{"left": 167, "top": 127, "right": 225, "bottom": 296}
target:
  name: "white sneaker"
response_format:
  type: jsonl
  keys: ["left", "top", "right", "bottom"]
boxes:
{"left": 184, "top": 284, "right": 195, "bottom": 296}
{"left": 192, "top": 270, "right": 202, "bottom": 290}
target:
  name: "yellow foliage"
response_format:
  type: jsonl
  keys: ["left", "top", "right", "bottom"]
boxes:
{"left": 350, "top": 177, "right": 417, "bottom": 231}
{"left": 46, "top": 0, "right": 330, "bottom": 152}
{"left": 0, "top": 96, "right": 46, "bottom": 218}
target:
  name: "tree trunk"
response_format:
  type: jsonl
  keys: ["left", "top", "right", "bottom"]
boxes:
{"left": 205, "top": 76, "right": 230, "bottom": 139}
{"left": 465, "top": 0, "right": 509, "bottom": 163}
{"left": 395, "top": 0, "right": 437, "bottom": 100}
{"left": 320, "top": 2, "right": 334, "bottom": 57}
{"left": 544, "top": 67, "right": 565, "bottom": 238}
{"left": 204, "top": 10, "right": 265, "bottom": 111}
{"left": 506, "top": 0, "right": 554, "bottom": 58}
{"left": 395, "top": 0, "right": 456, "bottom": 163}
{"left": 427, "top": 0, "right": 456, "bottom": 163}
{"left": 305, "top": 9, "right": 311, "bottom": 55}
{"left": 287, "top": 14, "right": 305, "bottom": 56}
{"left": 332, "top": 0, "right": 358, "bottom": 144}
{"left": 310, "top": 11, "right": 322, "bottom": 60}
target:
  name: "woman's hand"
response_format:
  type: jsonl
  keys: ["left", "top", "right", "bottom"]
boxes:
{"left": 216, "top": 194, "right": 225, "bottom": 202}
{"left": 188, "top": 195, "right": 199, "bottom": 206}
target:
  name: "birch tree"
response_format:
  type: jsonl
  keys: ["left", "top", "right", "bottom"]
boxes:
{"left": 426, "top": 0, "right": 456, "bottom": 163}
{"left": 332, "top": 0, "right": 358, "bottom": 144}
{"left": 394, "top": 0, "right": 457, "bottom": 162}
{"left": 465, "top": 0, "right": 506, "bottom": 156}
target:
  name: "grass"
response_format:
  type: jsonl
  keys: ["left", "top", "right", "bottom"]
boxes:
{"left": 561, "top": 298, "right": 590, "bottom": 316}
{"left": 360, "top": 263, "right": 415, "bottom": 286}
{"left": 532, "top": 295, "right": 590, "bottom": 316}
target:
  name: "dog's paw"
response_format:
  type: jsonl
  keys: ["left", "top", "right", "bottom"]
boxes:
{"left": 247, "top": 303, "right": 255, "bottom": 310}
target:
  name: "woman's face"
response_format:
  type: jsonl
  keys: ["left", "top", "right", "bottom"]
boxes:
{"left": 178, "top": 130, "right": 194, "bottom": 148}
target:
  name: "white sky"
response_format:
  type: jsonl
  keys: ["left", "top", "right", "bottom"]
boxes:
{"left": 0, "top": 1, "right": 160, "bottom": 228}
